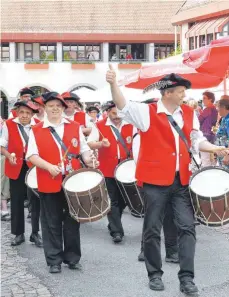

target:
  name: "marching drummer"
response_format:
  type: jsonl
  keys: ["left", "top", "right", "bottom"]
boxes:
{"left": 26, "top": 92, "right": 98, "bottom": 274}
{"left": 0, "top": 100, "right": 42, "bottom": 247}
{"left": 87, "top": 101, "right": 137, "bottom": 243}
{"left": 61, "top": 92, "right": 93, "bottom": 136}
{"left": 106, "top": 68, "right": 229, "bottom": 295}
{"left": 9, "top": 87, "right": 35, "bottom": 119}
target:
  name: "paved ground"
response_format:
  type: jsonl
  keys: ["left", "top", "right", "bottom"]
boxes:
{"left": 1, "top": 210, "right": 229, "bottom": 297}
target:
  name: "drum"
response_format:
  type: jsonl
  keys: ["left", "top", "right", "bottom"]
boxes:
{"left": 115, "top": 159, "right": 144, "bottom": 218}
{"left": 25, "top": 166, "right": 39, "bottom": 198}
{"left": 62, "top": 168, "right": 110, "bottom": 223}
{"left": 189, "top": 166, "right": 229, "bottom": 227}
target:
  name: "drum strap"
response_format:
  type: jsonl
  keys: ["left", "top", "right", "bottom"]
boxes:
{"left": 167, "top": 115, "right": 200, "bottom": 169}
{"left": 111, "top": 126, "right": 131, "bottom": 159}
{"left": 48, "top": 126, "right": 81, "bottom": 161}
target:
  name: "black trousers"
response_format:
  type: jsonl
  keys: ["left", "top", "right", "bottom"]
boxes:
{"left": 143, "top": 175, "right": 196, "bottom": 281}
{"left": 10, "top": 162, "right": 28, "bottom": 236}
{"left": 27, "top": 188, "right": 40, "bottom": 233}
{"left": 39, "top": 189, "right": 81, "bottom": 266}
{"left": 10, "top": 162, "right": 41, "bottom": 236}
{"left": 106, "top": 177, "right": 126, "bottom": 236}
{"left": 140, "top": 199, "right": 178, "bottom": 257}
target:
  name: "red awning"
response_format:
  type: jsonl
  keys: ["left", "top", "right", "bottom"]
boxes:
{"left": 186, "top": 16, "right": 229, "bottom": 38}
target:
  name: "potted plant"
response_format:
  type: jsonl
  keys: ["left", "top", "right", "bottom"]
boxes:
{"left": 24, "top": 60, "right": 49, "bottom": 70}
{"left": 118, "top": 60, "right": 142, "bottom": 69}
{"left": 71, "top": 60, "right": 96, "bottom": 70}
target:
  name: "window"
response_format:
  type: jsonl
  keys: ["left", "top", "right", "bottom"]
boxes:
{"left": 154, "top": 44, "right": 174, "bottom": 61}
{"left": 216, "top": 21, "right": 229, "bottom": 39}
{"left": 199, "top": 35, "right": 206, "bottom": 47}
{"left": 40, "top": 44, "right": 56, "bottom": 61}
{"left": 24, "top": 43, "right": 33, "bottom": 61}
{"left": 62, "top": 44, "right": 101, "bottom": 61}
{"left": 207, "top": 34, "right": 213, "bottom": 45}
{"left": 189, "top": 37, "right": 194, "bottom": 50}
{"left": 0, "top": 43, "right": 10, "bottom": 61}
{"left": 109, "top": 43, "right": 146, "bottom": 61}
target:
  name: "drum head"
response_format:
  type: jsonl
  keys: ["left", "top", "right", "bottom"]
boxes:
{"left": 115, "top": 159, "right": 136, "bottom": 183}
{"left": 64, "top": 169, "right": 103, "bottom": 193}
{"left": 26, "top": 167, "right": 38, "bottom": 189}
{"left": 190, "top": 167, "right": 229, "bottom": 198}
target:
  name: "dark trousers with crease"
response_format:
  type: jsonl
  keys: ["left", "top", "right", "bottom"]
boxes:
{"left": 27, "top": 188, "right": 40, "bottom": 233}
{"left": 140, "top": 199, "right": 178, "bottom": 257}
{"left": 143, "top": 174, "right": 196, "bottom": 281}
{"left": 39, "top": 189, "right": 81, "bottom": 266}
{"left": 106, "top": 177, "right": 126, "bottom": 237}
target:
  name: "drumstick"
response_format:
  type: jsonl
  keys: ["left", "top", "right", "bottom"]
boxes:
{"left": 90, "top": 120, "right": 105, "bottom": 139}
{"left": 52, "top": 145, "right": 72, "bottom": 179}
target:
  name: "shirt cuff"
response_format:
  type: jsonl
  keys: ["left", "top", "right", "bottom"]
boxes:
{"left": 117, "top": 101, "right": 130, "bottom": 117}
{"left": 0, "top": 139, "right": 8, "bottom": 148}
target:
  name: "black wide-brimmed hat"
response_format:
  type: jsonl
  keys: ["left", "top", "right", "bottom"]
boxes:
{"left": 86, "top": 106, "right": 100, "bottom": 113}
{"left": 14, "top": 101, "right": 39, "bottom": 113}
{"left": 31, "top": 95, "right": 45, "bottom": 106}
{"left": 42, "top": 92, "right": 68, "bottom": 108}
{"left": 61, "top": 92, "right": 83, "bottom": 109}
{"left": 143, "top": 73, "right": 191, "bottom": 93}
{"left": 19, "top": 87, "right": 35, "bottom": 97}
{"left": 102, "top": 101, "right": 116, "bottom": 112}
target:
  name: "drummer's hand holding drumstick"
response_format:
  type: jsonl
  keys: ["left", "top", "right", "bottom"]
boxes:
{"left": 47, "top": 164, "right": 62, "bottom": 177}
{"left": 222, "top": 154, "right": 229, "bottom": 165}
{"left": 82, "top": 151, "right": 100, "bottom": 168}
{"left": 8, "top": 152, "right": 17, "bottom": 165}
{"left": 101, "top": 138, "right": 110, "bottom": 147}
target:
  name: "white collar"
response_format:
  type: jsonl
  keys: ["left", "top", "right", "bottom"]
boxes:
{"left": 42, "top": 117, "right": 70, "bottom": 128}
{"left": 105, "top": 117, "right": 128, "bottom": 128}
{"left": 13, "top": 117, "right": 36, "bottom": 127}
{"left": 157, "top": 99, "right": 183, "bottom": 116}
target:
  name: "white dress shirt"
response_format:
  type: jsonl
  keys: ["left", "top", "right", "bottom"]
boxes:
{"left": 26, "top": 117, "right": 90, "bottom": 173}
{"left": 63, "top": 110, "right": 93, "bottom": 128}
{"left": 0, "top": 117, "right": 36, "bottom": 152}
{"left": 118, "top": 100, "right": 205, "bottom": 171}
{"left": 87, "top": 117, "right": 137, "bottom": 159}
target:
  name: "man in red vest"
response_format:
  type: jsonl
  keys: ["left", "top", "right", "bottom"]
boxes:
{"left": 61, "top": 92, "right": 92, "bottom": 136}
{"left": 26, "top": 92, "right": 98, "bottom": 274}
{"left": 0, "top": 100, "right": 43, "bottom": 247}
{"left": 9, "top": 87, "right": 35, "bottom": 119}
{"left": 106, "top": 67, "right": 229, "bottom": 295}
{"left": 87, "top": 101, "right": 137, "bottom": 243}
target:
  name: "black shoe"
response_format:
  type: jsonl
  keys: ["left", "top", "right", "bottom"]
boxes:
{"left": 1, "top": 213, "right": 11, "bottom": 221}
{"left": 11, "top": 234, "right": 25, "bottom": 246}
{"left": 30, "top": 233, "right": 43, "bottom": 248}
{"left": 68, "top": 263, "right": 82, "bottom": 270}
{"left": 27, "top": 212, "right": 31, "bottom": 219}
{"left": 149, "top": 277, "right": 165, "bottom": 291}
{"left": 180, "top": 280, "right": 198, "bottom": 296}
{"left": 112, "top": 233, "right": 123, "bottom": 243}
{"left": 49, "top": 265, "right": 61, "bottom": 273}
{"left": 165, "top": 252, "right": 179, "bottom": 263}
{"left": 138, "top": 250, "right": 145, "bottom": 262}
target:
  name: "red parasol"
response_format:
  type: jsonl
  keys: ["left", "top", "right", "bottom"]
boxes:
{"left": 120, "top": 37, "right": 229, "bottom": 92}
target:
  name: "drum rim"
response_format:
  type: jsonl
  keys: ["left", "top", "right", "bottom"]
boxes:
{"left": 62, "top": 167, "right": 105, "bottom": 194}
{"left": 189, "top": 165, "right": 229, "bottom": 200}
{"left": 114, "top": 158, "right": 137, "bottom": 183}
{"left": 25, "top": 166, "right": 38, "bottom": 190}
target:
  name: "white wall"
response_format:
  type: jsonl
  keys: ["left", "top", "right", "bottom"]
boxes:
{"left": 0, "top": 62, "right": 149, "bottom": 101}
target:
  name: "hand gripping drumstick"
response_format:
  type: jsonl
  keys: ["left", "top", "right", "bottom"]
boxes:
{"left": 52, "top": 145, "right": 72, "bottom": 179}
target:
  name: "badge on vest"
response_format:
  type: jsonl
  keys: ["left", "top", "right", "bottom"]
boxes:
{"left": 126, "top": 136, "right": 132, "bottom": 144}
{"left": 71, "top": 138, "right": 78, "bottom": 148}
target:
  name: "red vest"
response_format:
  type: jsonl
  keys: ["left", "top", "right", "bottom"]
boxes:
{"left": 136, "top": 104, "right": 193, "bottom": 186}
{"left": 34, "top": 117, "right": 41, "bottom": 124}
{"left": 74, "top": 111, "right": 86, "bottom": 126}
{"left": 4, "top": 119, "right": 31, "bottom": 179}
{"left": 32, "top": 121, "right": 81, "bottom": 193}
{"left": 96, "top": 119, "right": 133, "bottom": 177}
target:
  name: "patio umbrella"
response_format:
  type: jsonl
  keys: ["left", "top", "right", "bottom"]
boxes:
{"left": 120, "top": 39, "right": 229, "bottom": 92}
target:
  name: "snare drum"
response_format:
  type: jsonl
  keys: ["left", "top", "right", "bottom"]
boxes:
{"left": 115, "top": 159, "right": 144, "bottom": 218}
{"left": 189, "top": 166, "right": 229, "bottom": 226}
{"left": 25, "top": 167, "right": 39, "bottom": 198}
{"left": 62, "top": 168, "right": 110, "bottom": 223}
